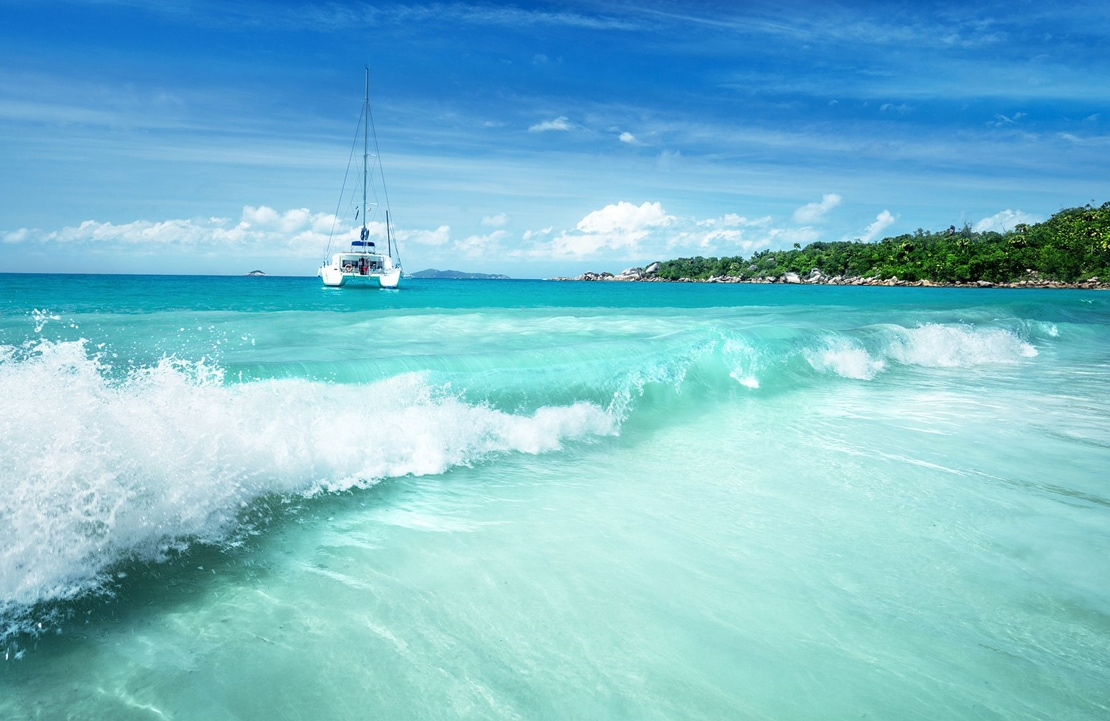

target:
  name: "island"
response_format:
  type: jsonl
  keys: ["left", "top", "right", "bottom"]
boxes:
{"left": 552, "top": 202, "right": 1109, "bottom": 289}
{"left": 410, "top": 268, "right": 511, "bottom": 280}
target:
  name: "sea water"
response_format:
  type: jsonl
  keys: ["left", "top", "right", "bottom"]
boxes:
{"left": 1, "top": 274, "right": 1108, "bottom": 720}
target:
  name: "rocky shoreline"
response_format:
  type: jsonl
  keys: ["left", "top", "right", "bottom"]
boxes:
{"left": 551, "top": 264, "right": 1108, "bottom": 290}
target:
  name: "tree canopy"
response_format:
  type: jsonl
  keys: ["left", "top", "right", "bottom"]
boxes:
{"left": 652, "top": 202, "right": 1110, "bottom": 284}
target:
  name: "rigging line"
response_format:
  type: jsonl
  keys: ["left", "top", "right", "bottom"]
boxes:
{"left": 365, "top": 86, "right": 399, "bottom": 263}
{"left": 323, "top": 103, "right": 366, "bottom": 261}
{"left": 366, "top": 94, "right": 390, "bottom": 212}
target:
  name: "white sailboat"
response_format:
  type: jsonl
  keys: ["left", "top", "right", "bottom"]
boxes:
{"left": 319, "top": 68, "right": 403, "bottom": 288}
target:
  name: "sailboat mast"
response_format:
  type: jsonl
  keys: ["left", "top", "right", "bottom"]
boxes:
{"left": 386, "top": 210, "right": 392, "bottom": 258}
{"left": 362, "top": 67, "right": 369, "bottom": 239}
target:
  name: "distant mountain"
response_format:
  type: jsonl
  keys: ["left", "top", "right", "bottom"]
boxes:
{"left": 410, "top": 268, "right": 511, "bottom": 280}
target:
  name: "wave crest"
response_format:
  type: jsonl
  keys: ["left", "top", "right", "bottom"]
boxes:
{"left": 888, "top": 323, "right": 1038, "bottom": 368}
{"left": 0, "top": 340, "right": 615, "bottom": 620}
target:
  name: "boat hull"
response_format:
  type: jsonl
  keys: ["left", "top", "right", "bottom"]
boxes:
{"left": 319, "top": 260, "right": 402, "bottom": 288}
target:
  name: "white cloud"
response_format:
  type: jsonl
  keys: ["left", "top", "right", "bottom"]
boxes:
{"left": 973, "top": 209, "right": 1041, "bottom": 233}
{"left": 531, "top": 203, "right": 787, "bottom": 260}
{"left": 548, "top": 201, "right": 674, "bottom": 257}
{"left": 695, "top": 214, "right": 773, "bottom": 231}
{"left": 792, "top": 193, "right": 842, "bottom": 224}
{"left": 2, "top": 206, "right": 359, "bottom": 257}
{"left": 522, "top": 227, "right": 553, "bottom": 240}
{"left": 860, "top": 210, "right": 896, "bottom": 242}
{"left": 721, "top": 214, "right": 773, "bottom": 228}
{"left": 619, "top": 131, "right": 637, "bottom": 144}
{"left": 481, "top": 213, "right": 509, "bottom": 227}
{"left": 992, "top": 112, "right": 1027, "bottom": 126}
{"left": 576, "top": 201, "right": 672, "bottom": 235}
{"left": 241, "top": 205, "right": 333, "bottom": 234}
{"left": 397, "top": 225, "right": 451, "bottom": 246}
{"left": 529, "top": 116, "right": 572, "bottom": 132}
{"left": 2, "top": 228, "right": 31, "bottom": 244}
{"left": 457, "top": 230, "right": 509, "bottom": 257}
{"left": 667, "top": 227, "right": 753, "bottom": 252}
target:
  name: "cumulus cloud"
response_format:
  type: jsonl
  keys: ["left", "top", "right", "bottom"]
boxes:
{"left": 2, "top": 228, "right": 32, "bottom": 244}
{"left": 670, "top": 213, "right": 778, "bottom": 252}
{"left": 0, "top": 206, "right": 360, "bottom": 256}
{"left": 529, "top": 116, "right": 572, "bottom": 132}
{"left": 548, "top": 201, "right": 674, "bottom": 257}
{"left": 527, "top": 202, "right": 786, "bottom": 260}
{"left": 792, "top": 193, "right": 842, "bottom": 224}
{"left": 457, "top": 230, "right": 509, "bottom": 257}
{"left": 860, "top": 210, "right": 896, "bottom": 242}
{"left": 522, "top": 227, "right": 553, "bottom": 240}
{"left": 730, "top": 214, "right": 773, "bottom": 228}
{"left": 973, "top": 209, "right": 1041, "bottom": 233}
{"left": 241, "top": 206, "right": 334, "bottom": 234}
{"left": 397, "top": 225, "right": 451, "bottom": 246}
{"left": 666, "top": 227, "right": 759, "bottom": 252}
{"left": 481, "top": 213, "right": 509, "bottom": 227}
{"left": 576, "top": 201, "right": 672, "bottom": 235}
{"left": 618, "top": 131, "right": 637, "bottom": 144}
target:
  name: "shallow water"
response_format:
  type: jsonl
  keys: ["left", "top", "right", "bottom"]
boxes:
{"left": 2, "top": 274, "right": 1108, "bottom": 719}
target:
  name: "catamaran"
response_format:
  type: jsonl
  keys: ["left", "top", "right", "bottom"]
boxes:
{"left": 319, "top": 68, "right": 403, "bottom": 288}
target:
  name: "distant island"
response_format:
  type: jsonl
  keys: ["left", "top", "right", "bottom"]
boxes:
{"left": 410, "top": 268, "right": 511, "bottom": 280}
{"left": 553, "top": 202, "right": 1109, "bottom": 289}
{"left": 246, "top": 270, "right": 266, "bottom": 276}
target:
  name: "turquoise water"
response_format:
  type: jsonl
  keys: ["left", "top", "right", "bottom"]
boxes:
{"left": 1, "top": 273, "right": 1108, "bottom": 719}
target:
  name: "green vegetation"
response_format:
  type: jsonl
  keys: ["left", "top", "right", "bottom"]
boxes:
{"left": 653, "top": 202, "right": 1110, "bottom": 284}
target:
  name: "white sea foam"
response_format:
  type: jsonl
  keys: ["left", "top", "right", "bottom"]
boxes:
{"left": 805, "top": 324, "right": 1037, "bottom": 380}
{"left": 730, "top": 373, "right": 760, "bottom": 389}
{"left": 722, "top": 337, "right": 761, "bottom": 388}
{"left": 0, "top": 339, "right": 616, "bottom": 616}
{"left": 805, "top": 340, "right": 886, "bottom": 380}
{"left": 887, "top": 323, "right": 1037, "bottom": 367}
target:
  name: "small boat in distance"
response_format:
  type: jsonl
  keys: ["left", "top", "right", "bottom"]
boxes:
{"left": 319, "top": 68, "right": 403, "bottom": 288}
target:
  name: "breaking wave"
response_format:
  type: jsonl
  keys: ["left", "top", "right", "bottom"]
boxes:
{"left": 0, "top": 318, "right": 1045, "bottom": 635}
{"left": 805, "top": 323, "right": 1038, "bottom": 379}
{"left": 0, "top": 339, "right": 615, "bottom": 631}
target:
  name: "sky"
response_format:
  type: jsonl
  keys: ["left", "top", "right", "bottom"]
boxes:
{"left": 1, "top": 0, "right": 1108, "bottom": 278}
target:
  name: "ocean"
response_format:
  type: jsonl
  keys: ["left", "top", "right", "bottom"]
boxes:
{"left": 1, "top": 273, "right": 1108, "bottom": 719}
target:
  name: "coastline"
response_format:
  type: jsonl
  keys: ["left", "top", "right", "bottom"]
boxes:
{"left": 550, "top": 267, "right": 1109, "bottom": 290}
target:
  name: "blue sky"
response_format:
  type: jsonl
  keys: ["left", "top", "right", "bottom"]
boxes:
{"left": 2, "top": 0, "right": 1108, "bottom": 278}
